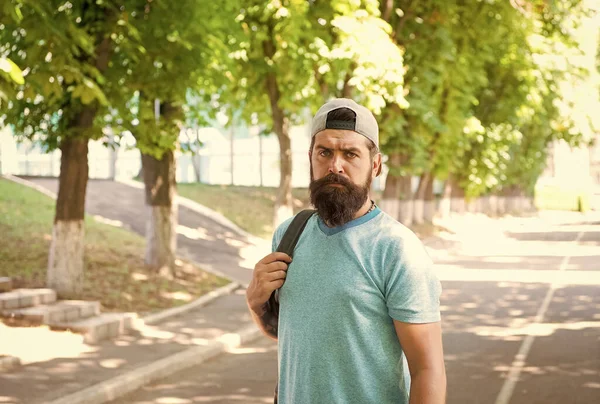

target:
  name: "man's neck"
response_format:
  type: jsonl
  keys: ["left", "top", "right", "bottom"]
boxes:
{"left": 352, "top": 198, "right": 374, "bottom": 220}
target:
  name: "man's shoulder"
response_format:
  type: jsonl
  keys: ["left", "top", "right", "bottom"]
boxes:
{"left": 376, "top": 210, "right": 422, "bottom": 243}
{"left": 273, "top": 210, "right": 317, "bottom": 244}
{"left": 373, "top": 210, "right": 431, "bottom": 263}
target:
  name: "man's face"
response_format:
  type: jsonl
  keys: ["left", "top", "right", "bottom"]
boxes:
{"left": 309, "top": 130, "right": 381, "bottom": 226}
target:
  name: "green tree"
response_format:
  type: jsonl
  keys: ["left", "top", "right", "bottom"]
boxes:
{"left": 229, "top": 0, "right": 406, "bottom": 226}
{"left": 456, "top": 0, "right": 597, "bottom": 201}
{"left": 103, "top": 0, "right": 241, "bottom": 273}
{"left": 0, "top": 1, "right": 142, "bottom": 296}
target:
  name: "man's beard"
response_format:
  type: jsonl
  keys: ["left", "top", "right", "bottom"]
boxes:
{"left": 309, "top": 168, "right": 371, "bottom": 227}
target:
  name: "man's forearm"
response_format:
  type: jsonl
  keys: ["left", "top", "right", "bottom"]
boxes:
{"left": 409, "top": 369, "right": 446, "bottom": 404}
{"left": 248, "top": 302, "right": 279, "bottom": 341}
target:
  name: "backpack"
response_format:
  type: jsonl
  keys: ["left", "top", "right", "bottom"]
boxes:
{"left": 265, "top": 209, "right": 316, "bottom": 404}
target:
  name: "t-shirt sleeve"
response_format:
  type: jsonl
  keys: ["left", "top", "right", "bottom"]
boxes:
{"left": 384, "top": 237, "right": 442, "bottom": 323}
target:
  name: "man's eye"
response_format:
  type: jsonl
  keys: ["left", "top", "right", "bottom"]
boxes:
{"left": 346, "top": 152, "right": 357, "bottom": 158}
{"left": 319, "top": 150, "right": 331, "bottom": 157}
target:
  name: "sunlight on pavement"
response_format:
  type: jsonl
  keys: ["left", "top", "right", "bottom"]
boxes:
{"left": 99, "top": 358, "right": 127, "bottom": 369}
{"left": 237, "top": 239, "right": 271, "bottom": 270}
{"left": 187, "top": 395, "right": 272, "bottom": 403}
{"left": 434, "top": 267, "right": 600, "bottom": 285}
{"left": 176, "top": 225, "right": 215, "bottom": 242}
{"left": 0, "top": 323, "right": 96, "bottom": 365}
{"left": 225, "top": 346, "right": 272, "bottom": 355}
{"left": 155, "top": 398, "right": 192, "bottom": 403}
{"left": 468, "top": 320, "right": 600, "bottom": 338}
{"left": 93, "top": 215, "right": 124, "bottom": 228}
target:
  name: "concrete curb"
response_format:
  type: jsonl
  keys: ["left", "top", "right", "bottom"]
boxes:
{"left": 1, "top": 174, "right": 57, "bottom": 199}
{"left": 44, "top": 323, "right": 264, "bottom": 404}
{"left": 116, "top": 178, "right": 267, "bottom": 245}
{"left": 0, "top": 355, "right": 21, "bottom": 371}
{"left": 142, "top": 282, "right": 241, "bottom": 325}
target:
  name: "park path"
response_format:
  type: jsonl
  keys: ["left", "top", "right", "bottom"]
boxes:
{"left": 23, "top": 177, "right": 269, "bottom": 286}
{"left": 8, "top": 177, "right": 600, "bottom": 403}
{"left": 108, "top": 212, "right": 600, "bottom": 404}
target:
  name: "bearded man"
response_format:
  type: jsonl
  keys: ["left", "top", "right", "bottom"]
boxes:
{"left": 246, "top": 98, "right": 446, "bottom": 404}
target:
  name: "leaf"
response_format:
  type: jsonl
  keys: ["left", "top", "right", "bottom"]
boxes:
{"left": 0, "top": 58, "right": 25, "bottom": 85}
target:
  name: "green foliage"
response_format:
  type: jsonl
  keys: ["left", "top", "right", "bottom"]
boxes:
{"left": 380, "top": 0, "right": 599, "bottom": 199}
{"left": 221, "top": 1, "right": 406, "bottom": 130}
{"left": 456, "top": 0, "right": 599, "bottom": 197}
{"left": 2, "top": 0, "right": 597, "bottom": 201}
{"left": 0, "top": 1, "right": 142, "bottom": 149}
{"left": 103, "top": 0, "right": 243, "bottom": 159}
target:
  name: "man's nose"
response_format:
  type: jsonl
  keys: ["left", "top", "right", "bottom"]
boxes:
{"left": 328, "top": 155, "right": 344, "bottom": 174}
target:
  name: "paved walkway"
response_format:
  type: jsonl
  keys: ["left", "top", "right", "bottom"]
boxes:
{"left": 0, "top": 288, "right": 255, "bottom": 403}
{"left": 1, "top": 178, "right": 599, "bottom": 404}
{"left": 22, "top": 177, "right": 268, "bottom": 285}
{"left": 112, "top": 213, "right": 600, "bottom": 404}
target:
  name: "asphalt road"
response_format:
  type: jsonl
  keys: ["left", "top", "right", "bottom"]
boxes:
{"left": 106, "top": 212, "right": 600, "bottom": 404}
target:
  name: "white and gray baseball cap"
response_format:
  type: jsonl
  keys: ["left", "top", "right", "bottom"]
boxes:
{"left": 311, "top": 98, "right": 379, "bottom": 149}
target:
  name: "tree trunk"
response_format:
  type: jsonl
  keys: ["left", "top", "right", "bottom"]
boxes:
{"left": 451, "top": 176, "right": 466, "bottom": 214}
{"left": 423, "top": 174, "right": 435, "bottom": 222}
{"left": 504, "top": 185, "right": 522, "bottom": 214}
{"left": 381, "top": 174, "right": 400, "bottom": 219}
{"left": 438, "top": 177, "right": 452, "bottom": 218}
{"left": 413, "top": 172, "right": 431, "bottom": 224}
{"left": 47, "top": 25, "right": 111, "bottom": 297}
{"left": 47, "top": 137, "right": 89, "bottom": 297}
{"left": 341, "top": 70, "right": 353, "bottom": 98}
{"left": 272, "top": 118, "right": 293, "bottom": 227}
{"left": 191, "top": 155, "right": 201, "bottom": 183}
{"left": 230, "top": 123, "right": 235, "bottom": 186}
{"left": 381, "top": 153, "right": 402, "bottom": 220}
{"left": 141, "top": 150, "right": 177, "bottom": 274}
{"left": 259, "top": 133, "right": 264, "bottom": 187}
{"left": 264, "top": 28, "right": 293, "bottom": 227}
{"left": 191, "top": 127, "right": 202, "bottom": 182}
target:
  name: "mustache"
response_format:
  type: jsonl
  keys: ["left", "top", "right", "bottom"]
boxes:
{"left": 311, "top": 173, "right": 353, "bottom": 188}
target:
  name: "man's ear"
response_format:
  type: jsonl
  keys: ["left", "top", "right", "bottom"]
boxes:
{"left": 373, "top": 153, "right": 382, "bottom": 177}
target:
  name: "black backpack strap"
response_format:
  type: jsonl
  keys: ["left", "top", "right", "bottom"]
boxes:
{"left": 269, "top": 209, "right": 315, "bottom": 404}
{"left": 268, "top": 209, "right": 315, "bottom": 307}
{"left": 275, "top": 209, "right": 316, "bottom": 256}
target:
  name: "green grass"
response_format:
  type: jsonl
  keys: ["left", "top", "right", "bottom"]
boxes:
{"left": 0, "top": 178, "right": 229, "bottom": 314}
{"left": 177, "top": 183, "right": 313, "bottom": 239}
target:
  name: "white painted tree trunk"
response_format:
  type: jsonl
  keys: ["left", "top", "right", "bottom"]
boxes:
{"left": 413, "top": 199, "right": 425, "bottom": 224}
{"left": 505, "top": 197, "right": 518, "bottom": 214}
{"left": 47, "top": 220, "right": 85, "bottom": 297}
{"left": 424, "top": 200, "right": 436, "bottom": 222}
{"left": 380, "top": 199, "right": 400, "bottom": 220}
{"left": 488, "top": 195, "right": 498, "bottom": 216}
{"left": 451, "top": 198, "right": 466, "bottom": 214}
{"left": 497, "top": 197, "right": 506, "bottom": 215}
{"left": 109, "top": 147, "right": 117, "bottom": 180}
{"left": 438, "top": 196, "right": 451, "bottom": 218}
{"left": 479, "top": 196, "right": 489, "bottom": 215}
{"left": 146, "top": 204, "right": 177, "bottom": 272}
{"left": 274, "top": 204, "right": 294, "bottom": 228}
{"left": 466, "top": 199, "right": 481, "bottom": 213}
{"left": 399, "top": 200, "right": 414, "bottom": 227}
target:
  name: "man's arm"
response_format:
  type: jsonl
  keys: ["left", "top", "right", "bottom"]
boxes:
{"left": 394, "top": 320, "right": 446, "bottom": 404}
{"left": 247, "top": 301, "right": 279, "bottom": 341}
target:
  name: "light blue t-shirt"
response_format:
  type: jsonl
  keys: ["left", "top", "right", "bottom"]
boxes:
{"left": 272, "top": 207, "right": 442, "bottom": 404}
